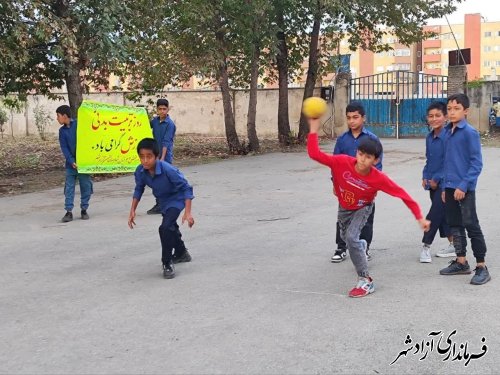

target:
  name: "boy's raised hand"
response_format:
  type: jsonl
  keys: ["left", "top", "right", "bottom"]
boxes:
{"left": 308, "top": 118, "right": 321, "bottom": 134}
{"left": 418, "top": 218, "right": 431, "bottom": 232}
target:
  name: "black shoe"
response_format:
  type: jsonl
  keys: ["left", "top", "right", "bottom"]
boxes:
{"left": 147, "top": 203, "right": 161, "bottom": 215}
{"left": 173, "top": 250, "right": 192, "bottom": 264}
{"left": 470, "top": 266, "right": 491, "bottom": 285}
{"left": 331, "top": 249, "right": 347, "bottom": 263}
{"left": 439, "top": 259, "right": 471, "bottom": 275}
{"left": 61, "top": 211, "right": 73, "bottom": 223}
{"left": 163, "top": 261, "right": 176, "bottom": 279}
{"left": 81, "top": 210, "right": 89, "bottom": 220}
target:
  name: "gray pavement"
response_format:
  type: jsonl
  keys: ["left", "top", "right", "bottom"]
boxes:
{"left": 1, "top": 139, "right": 499, "bottom": 374}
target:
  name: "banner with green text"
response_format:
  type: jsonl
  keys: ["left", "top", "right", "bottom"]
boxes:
{"left": 76, "top": 100, "right": 153, "bottom": 173}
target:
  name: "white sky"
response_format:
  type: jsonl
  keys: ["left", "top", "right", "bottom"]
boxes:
{"left": 427, "top": 0, "right": 499, "bottom": 25}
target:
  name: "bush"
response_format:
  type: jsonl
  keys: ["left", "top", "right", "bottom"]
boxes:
{"left": 33, "top": 102, "right": 52, "bottom": 140}
{"left": 0, "top": 107, "right": 8, "bottom": 138}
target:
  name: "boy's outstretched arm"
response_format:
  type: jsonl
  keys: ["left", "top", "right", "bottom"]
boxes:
{"left": 128, "top": 198, "right": 140, "bottom": 229}
{"left": 182, "top": 199, "right": 195, "bottom": 228}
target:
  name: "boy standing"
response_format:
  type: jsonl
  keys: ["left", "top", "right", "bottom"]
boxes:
{"left": 57, "top": 105, "right": 93, "bottom": 223}
{"left": 439, "top": 94, "right": 491, "bottom": 285}
{"left": 419, "top": 101, "right": 455, "bottom": 263}
{"left": 307, "top": 117, "right": 429, "bottom": 297}
{"left": 147, "top": 98, "right": 177, "bottom": 215}
{"left": 128, "top": 138, "right": 194, "bottom": 279}
{"left": 331, "top": 102, "right": 382, "bottom": 263}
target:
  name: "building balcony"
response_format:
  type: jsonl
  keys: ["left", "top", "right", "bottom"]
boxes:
{"left": 422, "top": 39, "right": 441, "bottom": 48}
{"left": 423, "top": 54, "right": 442, "bottom": 63}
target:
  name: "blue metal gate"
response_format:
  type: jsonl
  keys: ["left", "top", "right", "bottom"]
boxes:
{"left": 350, "top": 71, "right": 448, "bottom": 138}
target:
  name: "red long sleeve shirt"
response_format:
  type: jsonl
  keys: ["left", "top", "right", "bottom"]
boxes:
{"left": 308, "top": 133, "right": 423, "bottom": 220}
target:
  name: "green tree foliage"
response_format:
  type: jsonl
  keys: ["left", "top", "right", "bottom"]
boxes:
{"left": 0, "top": 0, "right": 134, "bottom": 117}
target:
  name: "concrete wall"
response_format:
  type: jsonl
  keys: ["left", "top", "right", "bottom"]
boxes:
{"left": 467, "top": 81, "right": 500, "bottom": 133}
{"left": 3, "top": 88, "right": 333, "bottom": 138}
{"left": 3, "top": 81, "right": 496, "bottom": 138}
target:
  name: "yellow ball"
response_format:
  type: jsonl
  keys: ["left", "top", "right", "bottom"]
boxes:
{"left": 302, "top": 97, "right": 327, "bottom": 119}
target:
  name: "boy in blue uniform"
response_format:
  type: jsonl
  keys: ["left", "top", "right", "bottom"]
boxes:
{"left": 419, "top": 101, "right": 455, "bottom": 263}
{"left": 439, "top": 93, "right": 490, "bottom": 285}
{"left": 128, "top": 138, "right": 194, "bottom": 279}
{"left": 56, "top": 105, "right": 93, "bottom": 223}
{"left": 147, "top": 98, "right": 177, "bottom": 214}
{"left": 331, "top": 102, "right": 382, "bottom": 263}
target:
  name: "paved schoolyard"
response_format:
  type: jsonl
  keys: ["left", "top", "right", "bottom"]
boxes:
{"left": 1, "top": 139, "right": 499, "bottom": 374}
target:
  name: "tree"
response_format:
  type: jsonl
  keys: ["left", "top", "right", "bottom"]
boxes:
{"left": 295, "top": 0, "right": 463, "bottom": 143}
{"left": 0, "top": 0, "right": 134, "bottom": 117}
{"left": 126, "top": 0, "right": 254, "bottom": 154}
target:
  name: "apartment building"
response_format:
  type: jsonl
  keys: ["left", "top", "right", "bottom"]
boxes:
{"left": 298, "top": 13, "right": 500, "bottom": 87}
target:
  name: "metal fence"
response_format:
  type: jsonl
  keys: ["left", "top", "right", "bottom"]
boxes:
{"left": 350, "top": 71, "right": 448, "bottom": 138}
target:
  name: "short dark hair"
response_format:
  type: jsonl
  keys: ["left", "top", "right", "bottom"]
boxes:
{"left": 357, "top": 137, "right": 383, "bottom": 159}
{"left": 156, "top": 98, "right": 169, "bottom": 107}
{"left": 427, "top": 101, "right": 447, "bottom": 115}
{"left": 137, "top": 138, "right": 159, "bottom": 157}
{"left": 346, "top": 101, "right": 365, "bottom": 116}
{"left": 56, "top": 105, "right": 71, "bottom": 118}
{"left": 447, "top": 93, "right": 469, "bottom": 109}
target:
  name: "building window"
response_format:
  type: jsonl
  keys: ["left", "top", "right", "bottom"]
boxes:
{"left": 485, "top": 31, "right": 492, "bottom": 37}
{"left": 496, "top": 61, "right": 500, "bottom": 67}
{"left": 376, "top": 66, "right": 384, "bottom": 72}
{"left": 484, "top": 46, "right": 492, "bottom": 52}
{"left": 395, "top": 49, "right": 411, "bottom": 56}
{"left": 392, "top": 63, "right": 410, "bottom": 71}
{"left": 483, "top": 61, "right": 491, "bottom": 67}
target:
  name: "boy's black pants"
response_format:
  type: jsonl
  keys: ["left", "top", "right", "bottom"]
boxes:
{"left": 336, "top": 203, "right": 375, "bottom": 250}
{"left": 445, "top": 189, "right": 487, "bottom": 262}
{"left": 159, "top": 208, "right": 187, "bottom": 265}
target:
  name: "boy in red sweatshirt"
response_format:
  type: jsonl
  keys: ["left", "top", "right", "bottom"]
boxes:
{"left": 307, "top": 118, "right": 430, "bottom": 297}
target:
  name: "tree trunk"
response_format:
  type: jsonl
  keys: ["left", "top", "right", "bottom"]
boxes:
{"left": 246, "top": 40, "right": 260, "bottom": 152}
{"left": 219, "top": 61, "right": 245, "bottom": 154}
{"left": 53, "top": 0, "right": 84, "bottom": 118}
{"left": 276, "top": 9, "right": 291, "bottom": 146}
{"left": 65, "top": 64, "right": 84, "bottom": 119}
{"left": 297, "top": 12, "right": 321, "bottom": 144}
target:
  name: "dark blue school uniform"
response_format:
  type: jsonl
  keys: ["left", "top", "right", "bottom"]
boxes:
{"left": 151, "top": 115, "right": 176, "bottom": 164}
{"left": 443, "top": 119, "right": 487, "bottom": 262}
{"left": 133, "top": 160, "right": 194, "bottom": 264}
{"left": 422, "top": 128, "right": 450, "bottom": 245}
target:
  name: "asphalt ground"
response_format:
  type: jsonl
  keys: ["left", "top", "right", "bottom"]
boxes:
{"left": 1, "top": 138, "right": 499, "bottom": 374}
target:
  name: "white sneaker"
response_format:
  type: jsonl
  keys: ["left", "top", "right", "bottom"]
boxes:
{"left": 435, "top": 243, "right": 456, "bottom": 258}
{"left": 420, "top": 245, "right": 432, "bottom": 263}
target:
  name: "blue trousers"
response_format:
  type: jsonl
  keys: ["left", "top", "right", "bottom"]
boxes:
{"left": 422, "top": 189, "right": 450, "bottom": 245}
{"left": 159, "top": 208, "right": 187, "bottom": 265}
{"left": 64, "top": 167, "right": 93, "bottom": 211}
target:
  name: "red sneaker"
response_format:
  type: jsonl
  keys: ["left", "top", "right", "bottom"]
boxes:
{"left": 348, "top": 277, "right": 374, "bottom": 298}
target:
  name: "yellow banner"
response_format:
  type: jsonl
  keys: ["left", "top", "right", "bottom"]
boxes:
{"left": 76, "top": 100, "right": 152, "bottom": 173}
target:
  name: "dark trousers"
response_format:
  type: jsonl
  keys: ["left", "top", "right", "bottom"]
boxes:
{"left": 159, "top": 208, "right": 187, "bottom": 265}
{"left": 336, "top": 203, "right": 375, "bottom": 250}
{"left": 445, "top": 189, "right": 487, "bottom": 262}
{"left": 422, "top": 189, "right": 450, "bottom": 245}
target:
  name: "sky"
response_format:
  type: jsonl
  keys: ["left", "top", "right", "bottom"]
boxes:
{"left": 427, "top": 0, "right": 499, "bottom": 25}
